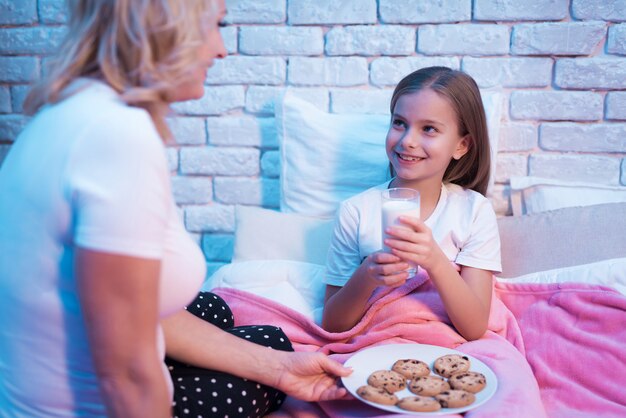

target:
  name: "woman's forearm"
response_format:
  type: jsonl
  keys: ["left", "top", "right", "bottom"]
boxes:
{"left": 163, "top": 310, "right": 352, "bottom": 403}
{"left": 162, "top": 310, "right": 286, "bottom": 387}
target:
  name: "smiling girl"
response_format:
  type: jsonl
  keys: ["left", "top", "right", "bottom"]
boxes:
{"left": 322, "top": 66, "right": 500, "bottom": 339}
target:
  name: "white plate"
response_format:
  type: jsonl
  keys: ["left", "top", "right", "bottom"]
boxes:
{"left": 342, "top": 343, "right": 498, "bottom": 416}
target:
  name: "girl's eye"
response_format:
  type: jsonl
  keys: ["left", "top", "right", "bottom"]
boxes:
{"left": 423, "top": 125, "right": 437, "bottom": 133}
{"left": 218, "top": 21, "right": 228, "bottom": 28}
{"left": 392, "top": 119, "right": 406, "bottom": 128}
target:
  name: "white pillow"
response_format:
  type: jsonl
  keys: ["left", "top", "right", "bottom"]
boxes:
{"left": 203, "top": 260, "right": 326, "bottom": 324}
{"left": 276, "top": 89, "right": 503, "bottom": 218}
{"left": 277, "top": 90, "right": 390, "bottom": 218}
{"left": 510, "top": 176, "right": 626, "bottom": 215}
{"left": 496, "top": 258, "right": 626, "bottom": 297}
{"left": 232, "top": 205, "right": 333, "bottom": 265}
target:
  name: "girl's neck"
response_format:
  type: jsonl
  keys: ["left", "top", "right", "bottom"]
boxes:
{"left": 389, "top": 177, "right": 442, "bottom": 221}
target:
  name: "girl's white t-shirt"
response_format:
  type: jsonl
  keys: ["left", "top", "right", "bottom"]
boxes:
{"left": 0, "top": 80, "right": 205, "bottom": 416}
{"left": 325, "top": 181, "right": 502, "bottom": 287}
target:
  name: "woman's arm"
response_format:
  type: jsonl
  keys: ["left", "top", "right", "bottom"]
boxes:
{"left": 321, "top": 252, "right": 410, "bottom": 333}
{"left": 162, "top": 310, "right": 352, "bottom": 401}
{"left": 76, "top": 248, "right": 171, "bottom": 418}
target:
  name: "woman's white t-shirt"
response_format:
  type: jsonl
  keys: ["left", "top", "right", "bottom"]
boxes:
{"left": 0, "top": 80, "right": 205, "bottom": 417}
{"left": 325, "top": 181, "right": 501, "bottom": 287}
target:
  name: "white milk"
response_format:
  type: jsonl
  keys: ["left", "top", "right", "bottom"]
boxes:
{"left": 381, "top": 199, "right": 420, "bottom": 277}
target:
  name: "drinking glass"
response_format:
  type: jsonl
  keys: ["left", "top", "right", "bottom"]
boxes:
{"left": 381, "top": 187, "right": 420, "bottom": 278}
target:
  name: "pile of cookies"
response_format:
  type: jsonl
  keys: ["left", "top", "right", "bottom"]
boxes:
{"left": 356, "top": 354, "right": 486, "bottom": 413}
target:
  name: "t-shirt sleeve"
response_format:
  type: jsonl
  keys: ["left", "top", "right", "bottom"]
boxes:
{"left": 67, "top": 108, "right": 171, "bottom": 259}
{"left": 455, "top": 198, "right": 502, "bottom": 273}
{"left": 324, "top": 201, "right": 363, "bottom": 287}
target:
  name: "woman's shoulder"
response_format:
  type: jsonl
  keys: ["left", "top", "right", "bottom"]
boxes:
{"left": 69, "top": 81, "right": 161, "bottom": 146}
{"left": 54, "top": 80, "right": 166, "bottom": 173}
{"left": 78, "top": 80, "right": 153, "bottom": 124}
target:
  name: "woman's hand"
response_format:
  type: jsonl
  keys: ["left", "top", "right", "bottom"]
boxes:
{"left": 383, "top": 216, "right": 449, "bottom": 274}
{"left": 272, "top": 351, "right": 352, "bottom": 402}
{"left": 357, "top": 250, "right": 412, "bottom": 288}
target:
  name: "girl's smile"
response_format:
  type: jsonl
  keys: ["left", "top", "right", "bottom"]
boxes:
{"left": 396, "top": 152, "right": 425, "bottom": 163}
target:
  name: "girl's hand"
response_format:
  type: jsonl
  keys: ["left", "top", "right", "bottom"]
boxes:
{"left": 357, "top": 250, "right": 412, "bottom": 288}
{"left": 383, "top": 216, "right": 448, "bottom": 273}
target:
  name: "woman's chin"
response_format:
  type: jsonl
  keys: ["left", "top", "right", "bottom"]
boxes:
{"left": 167, "top": 84, "right": 206, "bottom": 103}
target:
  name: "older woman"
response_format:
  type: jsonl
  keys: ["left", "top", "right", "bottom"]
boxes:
{"left": 0, "top": 1, "right": 350, "bottom": 417}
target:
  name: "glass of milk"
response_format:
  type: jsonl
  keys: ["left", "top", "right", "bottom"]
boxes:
{"left": 381, "top": 187, "right": 420, "bottom": 278}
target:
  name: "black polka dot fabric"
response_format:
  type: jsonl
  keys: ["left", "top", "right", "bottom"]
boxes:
{"left": 165, "top": 292, "right": 293, "bottom": 418}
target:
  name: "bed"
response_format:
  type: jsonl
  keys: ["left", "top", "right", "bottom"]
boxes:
{"left": 203, "top": 91, "right": 626, "bottom": 417}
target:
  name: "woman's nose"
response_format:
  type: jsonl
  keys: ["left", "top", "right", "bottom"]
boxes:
{"left": 216, "top": 32, "right": 228, "bottom": 59}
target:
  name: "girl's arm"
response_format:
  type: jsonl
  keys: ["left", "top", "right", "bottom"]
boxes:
{"left": 76, "top": 249, "right": 171, "bottom": 418}
{"left": 384, "top": 216, "right": 492, "bottom": 341}
{"left": 321, "top": 252, "right": 410, "bottom": 332}
{"left": 424, "top": 261, "right": 492, "bottom": 341}
{"left": 162, "top": 310, "right": 352, "bottom": 401}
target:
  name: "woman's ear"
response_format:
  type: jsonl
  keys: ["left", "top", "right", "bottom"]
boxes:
{"left": 452, "top": 135, "right": 471, "bottom": 160}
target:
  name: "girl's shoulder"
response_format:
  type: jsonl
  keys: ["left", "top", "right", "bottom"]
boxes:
{"left": 442, "top": 183, "right": 494, "bottom": 215}
{"left": 336, "top": 181, "right": 391, "bottom": 220}
{"left": 342, "top": 181, "right": 391, "bottom": 206}
{"left": 444, "top": 183, "right": 489, "bottom": 203}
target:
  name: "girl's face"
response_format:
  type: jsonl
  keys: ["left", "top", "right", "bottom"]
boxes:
{"left": 386, "top": 88, "right": 469, "bottom": 190}
{"left": 167, "top": 0, "right": 227, "bottom": 102}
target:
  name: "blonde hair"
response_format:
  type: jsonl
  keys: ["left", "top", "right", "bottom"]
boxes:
{"left": 389, "top": 66, "right": 491, "bottom": 196}
{"left": 24, "top": 0, "right": 219, "bottom": 140}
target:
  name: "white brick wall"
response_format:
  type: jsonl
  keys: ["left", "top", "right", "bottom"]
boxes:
{"left": 510, "top": 91, "right": 603, "bottom": 121}
{"left": 474, "top": 0, "right": 569, "bottom": 21}
{"left": 371, "top": 57, "right": 460, "bottom": 87}
{"left": 572, "top": 0, "right": 626, "bottom": 21}
{"left": 555, "top": 58, "right": 626, "bottom": 89}
{"left": 608, "top": 23, "right": 626, "bottom": 55}
{"left": 239, "top": 27, "right": 323, "bottom": 55}
{"left": 462, "top": 57, "right": 552, "bottom": 88}
{"left": 288, "top": 0, "right": 377, "bottom": 25}
{"left": 540, "top": 123, "right": 626, "bottom": 152}
{"left": 607, "top": 92, "right": 626, "bottom": 120}
{"left": 326, "top": 26, "right": 416, "bottom": 56}
{"left": 1, "top": 0, "right": 625, "bottom": 266}
{"left": 511, "top": 22, "right": 606, "bottom": 55}
{"left": 418, "top": 25, "right": 510, "bottom": 55}
{"left": 288, "top": 57, "right": 369, "bottom": 87}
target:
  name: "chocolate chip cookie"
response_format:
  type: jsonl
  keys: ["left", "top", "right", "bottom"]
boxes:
{"left": 391, "top": 359, "right": 431, "bottom": 380}
{"left": 407, "top": 375, "right": 451, "bottom": 396}
{"left": 433, "top": 354, "right": 471, "bottom": 378}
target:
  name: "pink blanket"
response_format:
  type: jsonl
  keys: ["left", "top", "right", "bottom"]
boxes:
{"left": 214, "top": 269, "right": 592, "bottom": 417}
{"left": 494, "top": 281, "right": 626, "bottom": 418}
